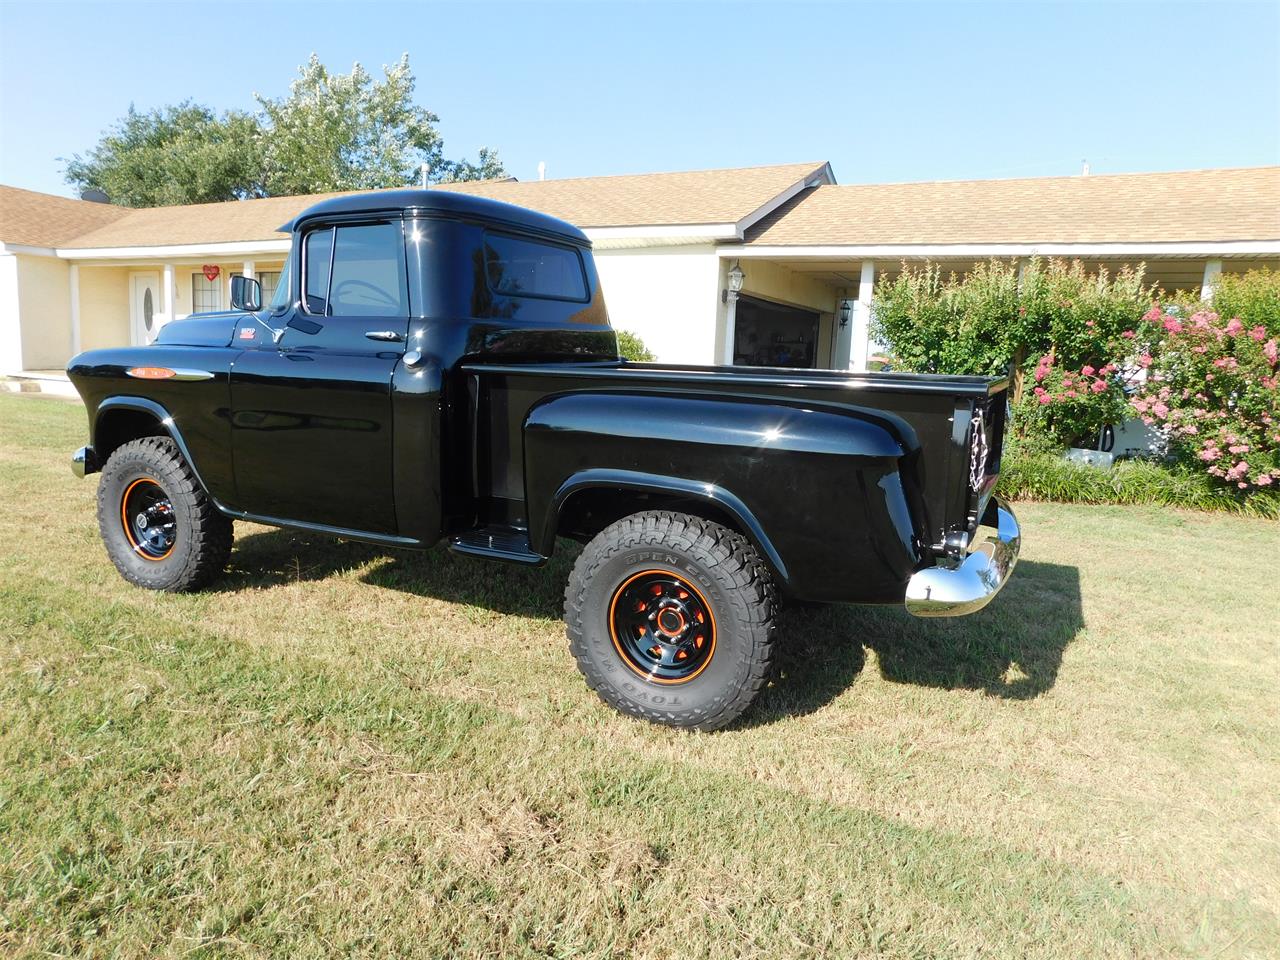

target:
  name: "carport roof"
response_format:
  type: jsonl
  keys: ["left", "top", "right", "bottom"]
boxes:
{"left": 743, "top": 166, "right": 1280, "bottom": 247}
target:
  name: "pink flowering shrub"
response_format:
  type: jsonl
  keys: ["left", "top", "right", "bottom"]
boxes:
{"left": 1015, "top": 349, "right": 1133, "bottom": 449}
{"left": 1130, "top": 305, "right": 1280, "bottom": 490}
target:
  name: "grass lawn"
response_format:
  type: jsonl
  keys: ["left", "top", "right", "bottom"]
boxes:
{"left": 1, "top": 391, "right": 1277, "bottom": 959}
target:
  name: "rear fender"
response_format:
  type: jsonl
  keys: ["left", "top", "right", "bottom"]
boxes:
{"left": 524, "top": 391, "right": 922, "bottom": 602}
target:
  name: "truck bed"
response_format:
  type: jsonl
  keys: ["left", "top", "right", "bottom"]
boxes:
{"left": 461, "top": 359, "right": 1008, "bottom": 565}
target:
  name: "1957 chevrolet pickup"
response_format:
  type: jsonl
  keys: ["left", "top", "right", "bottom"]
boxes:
{"left": 67, "top": 189, "right": 1019, "bottom": 730}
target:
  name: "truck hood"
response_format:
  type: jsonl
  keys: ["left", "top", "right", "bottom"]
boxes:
{"left": 154, "top": 310, "right": 255, "bottom": 348}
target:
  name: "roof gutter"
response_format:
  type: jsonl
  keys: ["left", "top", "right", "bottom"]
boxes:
{"left": 722, "top": 240, "right": 1280, "bottom": 258}
{"left": 54, "top": 238, "right": 292, "bottom": 260}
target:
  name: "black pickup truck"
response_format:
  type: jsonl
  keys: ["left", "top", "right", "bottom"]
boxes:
{"left": 67, "top": 190, "right": 1019, "bottom": 730}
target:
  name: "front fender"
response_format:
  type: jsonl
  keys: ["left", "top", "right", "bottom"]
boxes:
{"left": 524, "top": 392, "right": 923, "bottom": 602}
{"left": 69, "top": 344, "right": 237, "bottom": 508}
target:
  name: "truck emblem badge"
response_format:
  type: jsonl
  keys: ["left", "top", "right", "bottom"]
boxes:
{"left": 239, "top": 327, "right": 256, "bottom": 340}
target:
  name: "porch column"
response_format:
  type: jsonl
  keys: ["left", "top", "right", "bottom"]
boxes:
{"left": 162, "top": 264, "right": 176, "bottom": 325}
{"left": 721, "top": 293, "right": 739, "bottom": 365}
{"left": 69, "top": 264, "right": 81, "bottom": 356}
{"left": 1201, "top": 260, "right": 1223, "bottom": 302}
{"left": 849, "top": 260, "right": 876, "bottom": 372}
{"left": 242, "top": 261, "right": 256, "bottom": 280}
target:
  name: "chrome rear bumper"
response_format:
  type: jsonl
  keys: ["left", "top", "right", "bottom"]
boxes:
{"left": 905, "top": 497, "right": 1020, "bottom": 618}
{"left": 71, "top": 445, "right": 99, "bottom": 479}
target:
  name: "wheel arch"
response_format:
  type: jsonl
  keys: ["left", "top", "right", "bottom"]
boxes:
{"left": 92, "top": 397, "right": 216, "bottom": 502}
{"left": 539, "top": 469, "right": 790, "bottom": 590}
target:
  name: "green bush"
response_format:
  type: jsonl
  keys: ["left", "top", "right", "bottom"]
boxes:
{"left": 615, "top": 329, "right": 655, "bottom": 362}
{"left": 872, "top": 258, "right": 1154, "bottom": 449}
{"left": 998, "top": 453, "right": 1280, "bottom": 518}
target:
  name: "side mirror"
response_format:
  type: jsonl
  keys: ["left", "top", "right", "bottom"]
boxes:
{"left": 231, "top": 275, "right": 262, "bottom": 312}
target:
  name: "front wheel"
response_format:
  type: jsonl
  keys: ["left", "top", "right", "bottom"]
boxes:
{"left": 565, "top": 511, "right": 777, "bottom": 731}
{"left": 97, "top": 436, "right": 232, "bottom": 592}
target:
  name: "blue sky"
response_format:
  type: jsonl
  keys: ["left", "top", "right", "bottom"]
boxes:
{"left": 1, "top": 0, "right": 1277, "bottom": 197}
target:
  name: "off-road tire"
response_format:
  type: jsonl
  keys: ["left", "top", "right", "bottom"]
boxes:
{"left": 97, "top": 436, "right": 232, "bottom": 592}
{"left": 565, "top": 511, "right": 777, "bottom": 731}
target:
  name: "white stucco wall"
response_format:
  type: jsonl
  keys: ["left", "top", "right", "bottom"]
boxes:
{"left": 593, "top": 245, "right": 721, "bottom": 364}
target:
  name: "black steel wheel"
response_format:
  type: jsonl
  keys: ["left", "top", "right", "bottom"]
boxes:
{"left": 566, "top": 510, "right": 777, "bottom": 731}
{"left": 609, "top": 570, "right": 716, "bottom": 684}
{"left": 97, "top": 436, "right": 232, "bottom": 592}
{"left": 119, "top": 477, "right": 177, "bottom": 560}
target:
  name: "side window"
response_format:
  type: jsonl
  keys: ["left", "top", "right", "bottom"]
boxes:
{"left": 329, "top": 223, "right": 409, "bottom": 317}
{"left": 303, "top": 228, "right": 333, "bottom": 315}
{"left": 483, "top": 233, "right": 587, "bottom": 301}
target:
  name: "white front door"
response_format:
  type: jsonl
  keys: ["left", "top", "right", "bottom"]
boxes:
{"left": 130, "top": 272, "right": 161, "bottom": 345}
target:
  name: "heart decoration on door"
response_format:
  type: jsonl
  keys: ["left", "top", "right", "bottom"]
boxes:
{"left": 202, "top": 265, "right": 220, "bottom": 281}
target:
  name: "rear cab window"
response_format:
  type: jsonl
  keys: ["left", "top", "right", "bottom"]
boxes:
{"left": 483, "top": 233, "right": 588, "bottom": 302}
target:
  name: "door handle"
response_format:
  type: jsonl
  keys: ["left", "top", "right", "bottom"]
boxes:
{"left": 365, "top": 330, "right": 405, "bottom": 342}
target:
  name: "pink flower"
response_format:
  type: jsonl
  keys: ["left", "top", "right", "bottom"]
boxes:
{"left": 1090, "top": 379, "right": 1107, "bottom": 393}
{"left": 1259, "top": 475, "right": 1274, "bottom": 486}
{"left": 1163, "top": 317, "right": 1183, "bottom": 334}
{"left": 1122, "top": 330, "right": 1136, "bottom": 339}
{"left": 1142, "top": 307, "right": 1162, "bottom": 323}
{"left": 1086, "top": 320, "right": 1095, "bottom": 328}
{"left": 1264, "top": 340, "right": 1279, "bottom": 365}
{"left": 1192, "top": 345, "right": 1207, "bottom": 354}
{"left": 1065, "top": 390, "right": 1078, "bottom": 399}
{"left": 1062, "top": 378, "right": 1074, "bottom": 388}
{"left": 1239, "top": 481, "right": 1249, "bottom": 489}
{"left": 1138, "top": 354, "right": 1153, "bottom": 368}
{"left": 1250, "top": 326, "right": 1267, "bottom": 342}
{"left": 1152, "top": 401, "right": 1169, "bottom": 418}
{"left": 1228, "top": 444, "right": 1251, "bottom": 454}
{"left": 1225, "top": 318, "right": 1244, "bottom": 336}
{"left": 1132, "top": 398, "right": 1149, "bottom": 413}
{"left": 1037, "top": 393, "right": 1052, "bottom": 405}
{"left": 1081, "top": 365, "right": 1096, "bottom": 376}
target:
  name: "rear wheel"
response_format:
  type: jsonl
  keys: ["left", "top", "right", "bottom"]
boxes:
{"left": 565, "top": 511, "right": 777, "bottom": 731}
{"left": 97, "top": 437, "right": 232, "bottom": 592}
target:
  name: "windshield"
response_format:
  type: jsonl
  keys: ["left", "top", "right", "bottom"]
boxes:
{"left": 269, "top": 252, "right": 293, "bottom": 311}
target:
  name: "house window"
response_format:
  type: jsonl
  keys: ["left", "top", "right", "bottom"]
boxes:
{"left": 229, "top": 271, "right": 282, "bottom": 308}
{"left": 258, "top": 271, "right": 281, "bottom": 305}
{"left": 191, "top": 272, "right": 223, "bottom": 314}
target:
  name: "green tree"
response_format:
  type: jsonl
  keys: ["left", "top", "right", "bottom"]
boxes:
{"left": 65, "top": 54, "right": 506, "bottom": 206}
{"left": 255, "top": 54, "right": 505, "bottom": 194}
{"left": 64, "top": 102, "right": 264, "bottom": 207}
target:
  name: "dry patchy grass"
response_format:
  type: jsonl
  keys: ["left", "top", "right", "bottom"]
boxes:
{"left": 1, "top": 393, "right": 1277, "bottom": 958}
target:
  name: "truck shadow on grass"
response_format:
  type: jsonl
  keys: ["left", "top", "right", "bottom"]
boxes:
{"left": 752, "top": 559, "right": 1083, "bottom": 724}
{"left": 223, "top": 530, "right": 1082, "bottom": 721}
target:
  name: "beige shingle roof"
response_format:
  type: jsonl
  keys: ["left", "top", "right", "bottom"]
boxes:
{"left": 22, "top": 161, "right": 827, "bottom": 250}
{"left": 432, "top": 161, "right": 828, "bottom": 227}
{"left": 744, "top": 167, "right": 1280, "bottom": 246}
{"left": 61, "top": 190, "right": 350, "bottom": 248}
{"left": 0, "top": 185, "right": 129, "bottom": 247}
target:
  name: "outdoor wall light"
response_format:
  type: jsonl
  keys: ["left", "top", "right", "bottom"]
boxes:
{"left": 722, "top": 260, "right": 746, "bottom": 303}
{"left": 838, "top": 298, "right": 853, "bottom": 328}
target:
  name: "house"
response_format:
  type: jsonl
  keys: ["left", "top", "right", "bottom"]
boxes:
{"left": 2, "top": 162, "right": 1278, "bottom": 390}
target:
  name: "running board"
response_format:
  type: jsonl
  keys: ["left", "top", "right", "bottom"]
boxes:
{"left": 449, "top": 526, "right": 544, "bottom": 565}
